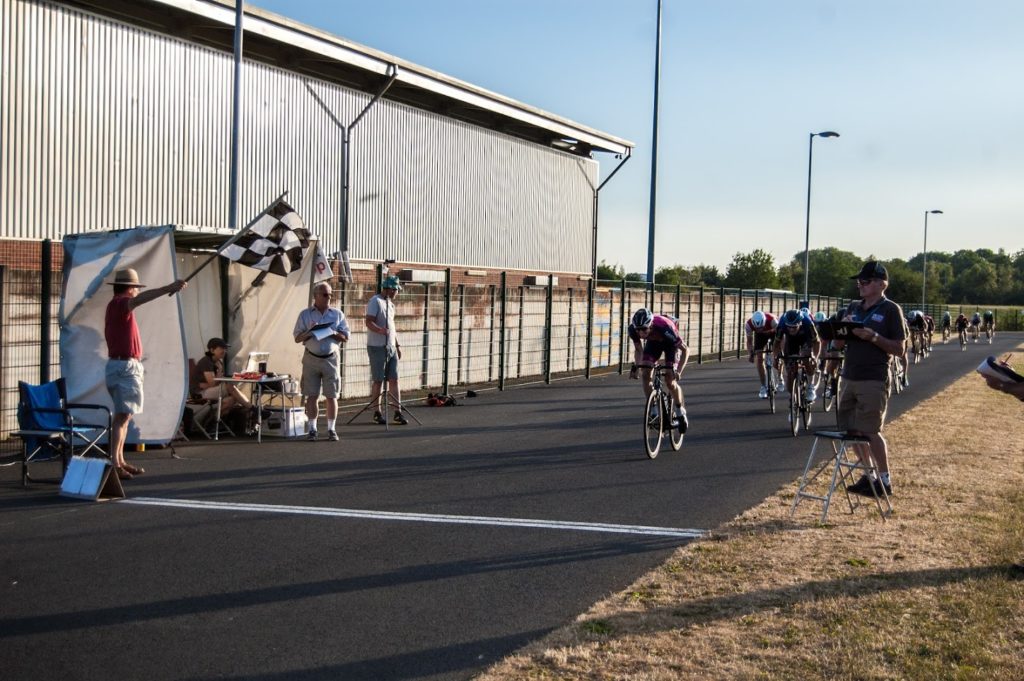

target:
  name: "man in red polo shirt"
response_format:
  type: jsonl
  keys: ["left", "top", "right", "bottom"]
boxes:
{"left": 104, "top": 267, "right": 186, "bottom": 480}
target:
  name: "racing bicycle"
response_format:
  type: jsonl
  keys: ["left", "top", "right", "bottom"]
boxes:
{"left": 642, "top": 365, "right": 684, "bottom": 458}
{"left": 782, "top": 355, "right": 813, "bottom": 436}
{"left": 958, "top": 326, "right": 968, "bottom": 351}
{"left": 760, "top": 339, "right": 780, "bottom": 414}
{"left": 890, "top": 356, "right": 907, "bottom": 394}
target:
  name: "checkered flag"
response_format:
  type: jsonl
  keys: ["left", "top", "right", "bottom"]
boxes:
{"left": 222, "top": 200, "right": 310, "bottom": 277}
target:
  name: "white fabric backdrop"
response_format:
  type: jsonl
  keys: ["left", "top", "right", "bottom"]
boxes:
{"left": 60, "top": 226, "right": 187, "bottom": 444}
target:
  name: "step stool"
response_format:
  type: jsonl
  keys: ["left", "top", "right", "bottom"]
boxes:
{"left": 791, "top": 430, "right": 892, "bottom": 523}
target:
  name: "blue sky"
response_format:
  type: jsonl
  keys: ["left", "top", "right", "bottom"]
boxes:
{"left": 250, "top": 0, "right": 1024, "bottom": 274}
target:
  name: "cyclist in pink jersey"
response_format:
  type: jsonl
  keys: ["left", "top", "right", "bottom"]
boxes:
{"left": 628, "top": 308, "right": 690, "bottom": 432}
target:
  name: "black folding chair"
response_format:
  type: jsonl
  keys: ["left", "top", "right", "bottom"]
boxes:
{"left": 15, "top": 379, "right": 112, "bottom": 486}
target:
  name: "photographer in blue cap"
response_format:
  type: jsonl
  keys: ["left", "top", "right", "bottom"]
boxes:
{"left": 832, "top": 261, "right": 907, "bottom": 498}
{"left": 365, "top": 275, "right": 407, "bottom": 424}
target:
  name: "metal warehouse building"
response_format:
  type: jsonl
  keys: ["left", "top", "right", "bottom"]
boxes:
{"left": 1, "top": 0, "right": 633, "bottom": 274}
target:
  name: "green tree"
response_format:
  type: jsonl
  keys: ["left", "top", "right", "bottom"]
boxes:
{"left": 723, "top": 249, "right": 779, "bottom": 289}
{"left": 787, "top": 247, "right": 863, "bottom": 298}
{"left": 951, "top": 260, "right": 999, "bottom": 303}
{"left": 883, "top": 259, "right": 922, "bottom": 306}
{"left": 596, "top": 260, "right": 624, "bottom": 281}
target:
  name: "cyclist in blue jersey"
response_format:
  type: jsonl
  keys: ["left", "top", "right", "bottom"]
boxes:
{"left": 773, "top": 308, "right": 822, "bottom": 403}
{"left": 628, "top": 308, "right": 690, "bottom": 433}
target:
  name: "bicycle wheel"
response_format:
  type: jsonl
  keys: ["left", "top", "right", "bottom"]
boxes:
{"left": 823, "top": 374, "right": 837, "bottom": 412}
{"left": 668, "top": 396, "right": 684, "bottom": 451}
{"left": 643, "top": 390, "right": 663, "bottom": 459}
{"left": 960, "top": 332, "right": 967, "bottom": 351}
{"left": 801, "top": 399, "right": 812, "bottom": 431}
{"left": 767, "top": 365, "right": 776, "bottom": 414}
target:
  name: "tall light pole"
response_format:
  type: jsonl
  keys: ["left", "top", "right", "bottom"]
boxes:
{"left": 645, "top": 0, "right": 663, "bottom": 293}
{"left": 922, "top": 209, "right": 943, "bottom": 310}
{"left": 802, "top": 131, "right": 840, "bottom": 303}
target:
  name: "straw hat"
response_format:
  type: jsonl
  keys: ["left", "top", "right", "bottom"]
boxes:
{"left": 107, "top": 268, "right": 146, "bottom": 288}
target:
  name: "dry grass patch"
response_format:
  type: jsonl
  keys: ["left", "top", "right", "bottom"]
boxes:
{"left": 478, "top": 353, "right": 1024, "bottom": 680}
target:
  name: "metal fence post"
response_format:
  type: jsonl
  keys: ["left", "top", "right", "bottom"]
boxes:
{"left": 499, "top": 272, "right": 506, "bottom": 390}
{"left": 697, "top": 287, "right": 705, "bottom": 364}
{"left": 567, "top": 287, "right": 574, "bottom": 372}
{"left": 456, "top": 283, "right": 465, "bottom": 385}
{"left": 488, "top": 285, "right": 496, "bottom": 382}
{"left": 735, "top": 289, "right": 743, "bottom": 360}
{"left": 718, "top": 286, "right": 725, "bottom": 363}
{"left": 544, "top": 276, "right": 553, "bottom": 384}
{"left": 442, "top": 268, "right": 451, "bottom": 395}
{"left": 674, "top": 284, "right": 681, "bottom": 320}
{"left": 619, "top": 279, "right": 626, "bottom": 374}
{"left": 41, "top": 239, "right": 52, "bottom": 383}
{"left": 585, "top": 278, "right": 594, "bottom": 379}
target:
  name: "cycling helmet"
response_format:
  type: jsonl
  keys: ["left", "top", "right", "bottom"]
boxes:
{"left": 813, "top": 311, "right": 827, "bottom": 322}
{"left": 800, "top": 307, "right": 811, "bottom": 318}
{"left": 631, "top": 307, "right": 654, "bottom": 329}
{"left": 751, "top": 310, "right": 766, "bottom": 329}
{"left": 782, "top": 309, "right": 802, "bottom": 326}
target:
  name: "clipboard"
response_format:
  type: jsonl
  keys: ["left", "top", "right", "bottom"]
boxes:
{"left": 815, "top": 320, "right": 864, "bottom": 341}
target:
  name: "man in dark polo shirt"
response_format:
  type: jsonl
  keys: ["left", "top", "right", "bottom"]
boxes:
{"left": 834, "top": 261, "right": 907, "bottom": 497}
{"left": 105, "top": 268, "right": 187, "bottom": 480}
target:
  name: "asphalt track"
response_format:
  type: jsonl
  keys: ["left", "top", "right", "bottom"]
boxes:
{"left": 1, "top": 332, "right": 1020, "bottom": 680}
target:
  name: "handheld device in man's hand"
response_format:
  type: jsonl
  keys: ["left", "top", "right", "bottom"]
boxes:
{"left": 977, "top": 355, "right": 1024, "bottom": 383}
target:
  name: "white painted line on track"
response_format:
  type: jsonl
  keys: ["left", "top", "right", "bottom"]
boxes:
{"left": 124, "top": 497, "right": 705, "bottom": 539}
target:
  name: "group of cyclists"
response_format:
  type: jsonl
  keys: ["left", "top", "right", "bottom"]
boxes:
{"left": 947, "top": 310, "right": 996, "bottom": 347}
{"left": 626, "top": 302, "right": 998, "bottom": 442}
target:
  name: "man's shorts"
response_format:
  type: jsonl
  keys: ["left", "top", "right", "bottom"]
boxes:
{"left": 641, "top": 339, "right": 681, "bottom": 367}
{"left": 836, "top": 378, "right": 889, "bottom": 434}
{"left": 751, "top": 333, "right": 771, "bottom": 352}
{"left": 105, "top": 358, "right": 144, "bottom": 415}
{"left": 301, "top": 352, "right": 340, "bottom": 399}
{"left": 367, "top": 345, "right": 399, "bottom": 382}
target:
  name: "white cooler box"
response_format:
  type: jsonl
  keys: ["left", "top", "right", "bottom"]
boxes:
{"left": 261, "top": 407, "right": 307, "bottom": 438}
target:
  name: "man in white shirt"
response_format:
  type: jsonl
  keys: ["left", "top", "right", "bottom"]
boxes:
{"left": 293, "top": 281, "right": 350, "bottom": 441}
{"left": 364, "top": 275, "right": 406, "bottom": 424}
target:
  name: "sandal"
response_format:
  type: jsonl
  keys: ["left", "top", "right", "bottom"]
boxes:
{"left": 121, "top": 463, "right": 146, "bottom": 476}
{"left": 116, "top": 467, "right": 134, "bottom": 480}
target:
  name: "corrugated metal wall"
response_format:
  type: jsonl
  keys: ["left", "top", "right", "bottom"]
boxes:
{"left": 0, "top": 0, "right": 597, "bottom": 273}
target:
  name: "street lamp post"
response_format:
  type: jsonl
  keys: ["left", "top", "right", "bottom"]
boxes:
{"left": 802, "top": 131, "right": 840, "bottom": 304}
{"left": 922, "top": 209, "right": 943, "bottom": 311}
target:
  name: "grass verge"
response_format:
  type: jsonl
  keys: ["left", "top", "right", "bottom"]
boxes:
{"left": 477, "top": 348, "right": 1024, "bottom": 680}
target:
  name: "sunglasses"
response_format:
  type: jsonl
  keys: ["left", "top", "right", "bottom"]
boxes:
{"left": 856, "top": 278, "right": 880, "bottom": 286}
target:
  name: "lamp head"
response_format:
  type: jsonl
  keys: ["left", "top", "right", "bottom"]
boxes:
{"left": 928, "top": 210, "right": 943, "bottom": 214}
{"left": 816, "top": 131, "right": 840, "bottom": 138}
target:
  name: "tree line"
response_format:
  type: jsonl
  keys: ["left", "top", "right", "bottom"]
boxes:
{"left": 598, "top": 246, "right": 1024, "bottom": 305}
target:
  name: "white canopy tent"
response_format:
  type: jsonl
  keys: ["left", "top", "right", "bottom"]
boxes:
{"left": 61, "top": 225, "right": 325, "bottom": 445}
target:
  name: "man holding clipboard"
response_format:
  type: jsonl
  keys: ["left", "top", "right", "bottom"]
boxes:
{"left": 294, "top": 281, "right": 350, "bottom": 441}
{"left": 832, "top": 261, "right": 907, "bottom": 498}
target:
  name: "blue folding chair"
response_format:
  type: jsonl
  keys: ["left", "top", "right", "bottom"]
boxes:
{"left": 15, "top": 379, "right": 112, "bottom": 486}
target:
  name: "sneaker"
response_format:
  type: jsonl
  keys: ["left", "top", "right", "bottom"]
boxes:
{"left": 677, "top": 409, "right": 688, "bottom": 434}
{"left": 804, "top": 386, "right": 817, "bottom": 403}
{"left": 823, "top": 385, "right": 832, "bottom": 399}
{"left": 777, "top": 381, "right": 786, "bottom": 393}
{"left": 327, "top": 430, "right": 338, "bottom": 442}
{"left": 845, "top": 475, "right": 874, "bottom": 496}
{"left": 872, "top": 478, "right": 893, "bottom": 496}
{"left": 902, "top": 376, "right": 909, "bottom": 388}
{"left": 393, "top": 411, "right": 408, "bottom": 425}
{"left": 758, "top": 386, "right": 768, "bottom": 399}
{"left": 306, "top": 429, "right": 318, "bottom": 441}
{"left": 372, "top": 411, "right": 385, "bottom": 425}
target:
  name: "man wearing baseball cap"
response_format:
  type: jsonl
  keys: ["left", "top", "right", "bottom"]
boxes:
{"left": 365, "top": 275, "right": 406, "bottom": 425}
{"left": 833, "top": 261, "right": 907, "bottom": 498}
{"left": 104, "top": 267, "right": 187, "bottom": 480}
